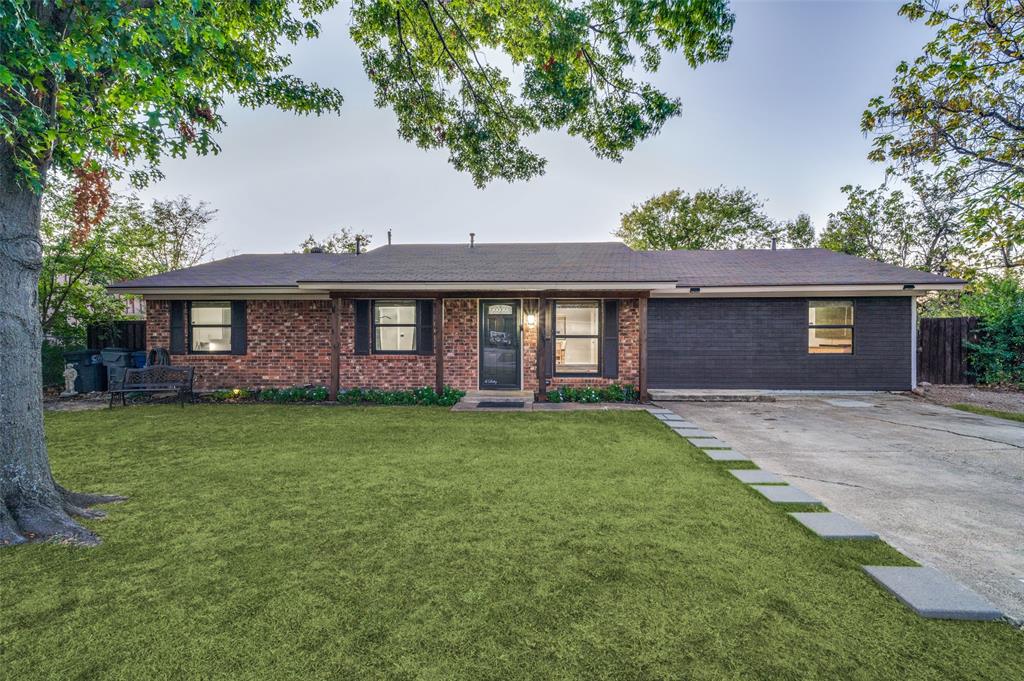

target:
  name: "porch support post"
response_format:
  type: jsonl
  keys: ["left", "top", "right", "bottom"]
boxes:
{"left": 638, "top": 296, "right": 648, "bottom": 402}
{"left": 329, "top": 295, "right": 341, "bottom": 401}
{"left": 434, "top": 298, "right": 444, "bottom": 395}
{"left": 536, "top": 296, "right": 547, "bottom": 401}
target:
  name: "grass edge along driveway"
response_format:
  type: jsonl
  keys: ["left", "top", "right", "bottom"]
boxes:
{"left": 1, "top": 405, "right": 1021, "bottom": 680}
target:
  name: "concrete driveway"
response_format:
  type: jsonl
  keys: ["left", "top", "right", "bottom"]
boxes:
{"left": 659, "top": 394, "right": 1024, "bottom": 621}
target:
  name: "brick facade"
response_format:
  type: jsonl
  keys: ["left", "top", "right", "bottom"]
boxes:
{"left": 145, "top": 296, "right": 642, "bottom": 393}
{"left": 147, "top": 299, "right": 332, "bottom": 389}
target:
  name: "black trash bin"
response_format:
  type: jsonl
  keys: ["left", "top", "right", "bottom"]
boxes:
{"left": 101, "top": 348, "right": 133, "bottom": 390}
{"left": 62, "top": 349, "right": 106, "bottom": 393}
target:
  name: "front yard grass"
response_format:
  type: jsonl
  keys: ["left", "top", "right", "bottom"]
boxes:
{"left": 2, "top": 406, "right": 1021, "bottom": 679}
{"left": 953, "top": 402, "right": 1024, "bottom": 423}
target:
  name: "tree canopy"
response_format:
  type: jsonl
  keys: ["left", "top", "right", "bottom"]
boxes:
{"left": 863, "top": 0, "right": 1023, "bottom": 271}
{"left": 3, "top": 0, "right": 735, "bottom": 193}
{"left": 614, "top": 187, "right": 811, "bottom": 251}
{"left": 38, "top": 176, "right": 155, "bottom": 342}
{"left": 141, "top": 196, "right": 217, "bottom": 272}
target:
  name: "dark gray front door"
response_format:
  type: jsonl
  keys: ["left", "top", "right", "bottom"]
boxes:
{"left": 479, "top": 300, "right": 520, "bottom": 390}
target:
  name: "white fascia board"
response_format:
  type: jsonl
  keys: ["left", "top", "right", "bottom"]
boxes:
{"left": 118, "top": 287, "right": 330, "bottom": 299}
{"left": 295, "top": 281, "right": 677, "bottom": 291}
{"left": 651, "top": 283, "right": 964, "bottom": 298}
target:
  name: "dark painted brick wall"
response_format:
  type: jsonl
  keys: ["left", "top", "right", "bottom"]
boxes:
{"left": 648, "top": 297, "right": 912, "bottom": 390}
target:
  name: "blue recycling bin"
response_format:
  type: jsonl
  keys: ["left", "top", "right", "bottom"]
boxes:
{"left": 101, "top": 348, "right": 133, "bottom": 389}
{"left": 131, "top": 350, "right": 148, "bottom": 368}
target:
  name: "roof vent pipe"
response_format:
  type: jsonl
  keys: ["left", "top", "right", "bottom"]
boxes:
{"left": 771, "top": 237, "right": 777, "bottom": 251}
{"left": 387, "top": 229, "right": 392, "bottom": 246}
{"left": 355, "top": 235, "right": 362, "bottom": 255}
{"left": 469, "top": 232, "right": 475, "bottom": 248}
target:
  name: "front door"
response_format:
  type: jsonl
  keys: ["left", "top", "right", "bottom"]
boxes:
{"left": 479, "top": 300, "right": 521, "bottom": 390}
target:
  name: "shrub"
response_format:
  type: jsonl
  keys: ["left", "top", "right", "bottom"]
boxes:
{"left": 960, "top": 275, "right": 1024, "bottom": 385}
{"left": 546, "top": 383, "right": 639, "bottom": 403}
{"left": 337, "top": 386, "right": 465, "bottom": 407}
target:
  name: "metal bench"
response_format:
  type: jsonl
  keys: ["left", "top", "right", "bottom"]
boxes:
{"left": 109, "top": 366, "right": 195, "bottom": 408}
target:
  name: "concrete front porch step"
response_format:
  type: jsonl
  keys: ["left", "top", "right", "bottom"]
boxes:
{"left": 463, "top": 390, "right": 535, "bottom": 400}
{"left": 454, "top": 389, "right": 536, "bottom": 411}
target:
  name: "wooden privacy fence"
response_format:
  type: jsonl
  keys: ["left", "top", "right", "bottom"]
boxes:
{"left": 917, "top": 316, "right": 978, "bottom": 385}
{"left": 86, "top": 320, "right": 147, "bottom": 351}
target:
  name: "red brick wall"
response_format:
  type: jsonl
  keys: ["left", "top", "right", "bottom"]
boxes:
{"left": 145, "top": 296, "right": 640, "bottom": 393}
{"left": 146, "top": 299, "right": 332, "bottom": 389}
{"left": 442, "top": 299, "right": 477, "bottom": 391}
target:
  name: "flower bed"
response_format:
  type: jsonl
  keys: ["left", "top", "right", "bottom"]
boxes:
{"left": 545, "top": 384, "right": 639, "bottom": 403}
{"left": 206, "top": 385, "right": 465, "bottom": 407}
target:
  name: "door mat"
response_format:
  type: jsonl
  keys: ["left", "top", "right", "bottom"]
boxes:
{"left": 477, "top": 401, "right": 525, "bottom": 409}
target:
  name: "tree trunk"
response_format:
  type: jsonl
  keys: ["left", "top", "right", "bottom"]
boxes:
{"left": 0, "top": 148, "right": 123, "bottom": 547}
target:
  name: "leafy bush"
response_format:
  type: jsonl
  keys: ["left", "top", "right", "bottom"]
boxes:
{"left": 337, "top": 386, "right": 464, "bottom": 407}
{"left": 960, "top": 275, "right": 1024, "bottom": 385}
{"left": 257, "top": 386, "right": 329, "bottom": 403}
{"left": 546, "top": 383, "right": 639, "bottom": 403}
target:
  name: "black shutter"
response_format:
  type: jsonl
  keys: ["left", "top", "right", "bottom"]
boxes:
{"left": 230, "top": 301, "right": 247, "bottom": 355}
{"left": 169, "top": 301, "right": 186, "bottom": 354}
{"left": 416, "top": 300, "right": 434, "bottom": 355}
{"left": 602, "top": 299, "right": 619, "bottom": 378}
{"left": 545, "top": 301, "right": 554, "bottom": 378}
{"left": 354, "top": 300, "right": 370, "bottom": 355}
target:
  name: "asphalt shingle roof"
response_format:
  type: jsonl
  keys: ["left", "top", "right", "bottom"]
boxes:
{"left": 645, "top": 248, "right": 962, "bottom": 287}
{"left": 110, "top": 243, "right": 963, "bottom": 290}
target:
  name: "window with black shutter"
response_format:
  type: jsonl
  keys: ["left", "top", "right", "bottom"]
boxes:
{"left": 372, "top": 300, "right": 418, "bottom": 354}
{"left": 553, "top": 300, "right": 600, "bottom": 375}
{"left": 188, "top": 301, "right": 233, "bottom": 354}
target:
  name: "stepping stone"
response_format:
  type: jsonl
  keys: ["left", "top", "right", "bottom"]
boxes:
{"left": 656, "top": 413, "right": 687, "bottom": 422}
{"left": 862, "top": 566, "right": 1002, "bottom": 621}
{"left": 669, "top": 425, "right": 701, "bottom": 435}
{"left": 679, "top": 429, "right": 716, "bottom": 439}
{"left": 790, "top": 512, "right": 878, "bottom": 540}
{"left": 686, "top": 437, "right": 731, "bottom": 449}
{"left": 751, "top": 484, "right": 822, "bottom": 504}
{"left": 730, "top": 469, "right": 784, "bottom": 484}
{"left": 703, "top": 449, "right": 751, "bottom": 462}
{"left": 647, "top": 408, "right": 674, "bottom": 415}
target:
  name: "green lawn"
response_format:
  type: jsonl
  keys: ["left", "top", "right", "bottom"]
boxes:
{"left": 2, "top": 406, "right": 1021, "bottom": 679}
{"left": 953, "top": 403, "right": 1024, "bottom": 423}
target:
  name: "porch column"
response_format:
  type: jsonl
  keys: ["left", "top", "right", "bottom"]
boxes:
{"left": 329, "top": 295, "right": 341, "bottom": 400}
{"left": 638, "top": 296, "right": 648, "bottom": 402}
{"left": 434, "top": 298, "right": 444, "bottom": 395}
{"left": 536, "top": 296, "right": 547, "bottom": 401}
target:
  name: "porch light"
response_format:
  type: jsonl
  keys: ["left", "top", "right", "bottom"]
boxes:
{"left": 526, "top": 313, "right": 537, "bottom": 327}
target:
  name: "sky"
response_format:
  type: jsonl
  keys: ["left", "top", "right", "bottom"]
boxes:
{"left": 127, "top": 1, "right": 935, "bottom": 257}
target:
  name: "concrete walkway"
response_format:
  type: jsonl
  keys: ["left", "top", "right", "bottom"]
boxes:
{"left": 659, "top": 394, "right": 1024, "bottom": 621}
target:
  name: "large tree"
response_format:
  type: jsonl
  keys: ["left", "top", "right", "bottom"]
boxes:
{"left": 141, "top": 196, "right": 217, "bottom": 272}
{"left": 39, "top": 177, "right": 155, "bottom": 343}
{"left": 1, "top": 1, "right": 735, "bottom": 546}
{"left": 818, "top": 181, "right": 967, "bottom": 276}
{"left": 863, "top": 0, "right": 1023, "bottom": 272}
{"left": 614, "top": 186, "right": 809, "bottom": 250}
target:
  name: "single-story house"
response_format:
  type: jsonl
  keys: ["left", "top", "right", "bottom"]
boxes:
{"left": 109, "top": 242, "right": 963, "bottom": 397}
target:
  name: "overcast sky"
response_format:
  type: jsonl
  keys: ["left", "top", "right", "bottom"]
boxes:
{"left": 127, "top": 1, "right": 934, "bottom": 257}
